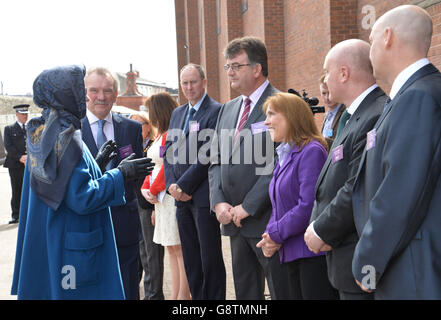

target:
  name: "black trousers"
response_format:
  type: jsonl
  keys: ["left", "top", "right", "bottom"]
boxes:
{"left": 230, "top": 233, "right": 292, "bottom": 300}
{"left": 138, "top": 204, "right": 165, "bottom": 300}
{"left": 117, "top": 243, "right": 140, "bottom": 300}
{"left": 286, "top": 255, "right": 339, "bottom": 300}
{"left": 8, "top": 166, "right": 24, "bottom": 220}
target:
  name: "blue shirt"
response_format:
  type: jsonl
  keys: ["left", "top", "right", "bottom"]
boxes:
{"left": 322, "top": 104, "right": 343, "bottom": 138}
{"left": 276, "top": 142, "right": 292, "bottom": 167}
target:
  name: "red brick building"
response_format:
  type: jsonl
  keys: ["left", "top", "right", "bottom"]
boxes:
{"left": 174, "top": 0, "right": 441, "bottom": 125}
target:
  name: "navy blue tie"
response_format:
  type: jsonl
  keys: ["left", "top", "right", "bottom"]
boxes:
{"left": 183, "top": 107, "right": 196, "bottom": 134}
{"left": 97, "top": 119, "right": 108, "bottom": 149}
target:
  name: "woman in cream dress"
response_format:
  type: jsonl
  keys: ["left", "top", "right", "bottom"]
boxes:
{"left": 141, "top": 92, "right": 190, "bottom": 300}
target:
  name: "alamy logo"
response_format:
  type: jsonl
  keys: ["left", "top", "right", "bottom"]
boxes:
{"left": 61, "top": 265, "right": 76, "bottom": 290}
{"left": 361, "top": 265, "right": 376, "bottom": 290}
{"left": 361, "top": 5, "right": 376, "bottom": 30}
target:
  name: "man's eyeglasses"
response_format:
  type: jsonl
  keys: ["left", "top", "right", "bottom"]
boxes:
{"left": 223, "top": 63, "right": 251, "bottom": 72}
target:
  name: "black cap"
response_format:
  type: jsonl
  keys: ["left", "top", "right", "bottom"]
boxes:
{"left": 13, "top": 104, "right": 30, "bottom": 114}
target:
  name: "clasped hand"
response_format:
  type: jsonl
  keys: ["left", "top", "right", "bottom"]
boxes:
{"left": 304, "top": 222, "right": 332, "bottom": 254}
{"left": 214, "top": 203, "right": 249, "bottom": 227}
{"left": 256, "top": 233, "right": 281, "bottom": 258}
{"left": 141, "top": 189, "right": 159, "bottom": 204}
{"left": 168, "top": 184, "right": 192, "bottom": 202}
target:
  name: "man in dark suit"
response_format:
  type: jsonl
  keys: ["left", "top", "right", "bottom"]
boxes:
{"left": 164, "top": 63, "right": 226, "bottom": 300}
{"left": 319, "top": 75, "right": 346, "bottom": 150}
{"left": 351, "top": 5, "right": 441, "bottom": 299}
{"left": 304, "top": 39, "right": 387, "bottom": 300}
{"left": 208, "top": 37, "right": 291, "bottom": 300}
{"left": 4, "top": 104, "right": 29, "bottom": 224}
{"left": 81, "top": 67, "right": 143, "bottom": 300}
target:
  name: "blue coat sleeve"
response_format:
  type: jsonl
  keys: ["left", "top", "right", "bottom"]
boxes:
{"left": 63, "top": 154, "right": 126, "bottom": 215}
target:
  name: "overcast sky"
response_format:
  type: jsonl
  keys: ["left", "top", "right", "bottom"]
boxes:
{"left": 0, "top": 0, "right": 178, "bottom": 95}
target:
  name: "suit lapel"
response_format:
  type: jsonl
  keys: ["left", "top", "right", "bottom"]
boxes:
{"left": 316, "top": 87, "right": 384, "bottom": 191}
{"left": 227, "top": 97, "right": 243, "bottom": 156}
{"left": 81, "top": 117, "right": 98, "bottom": 156}
{"left": 112, "top": 113, "right": 123, "bottom": 167}
{"left": 375, "top": 64, "right": 437, "bottom": 131}
{"left": 274, "top": 145, "right": 299, "bottom": 180}
{"left": 178, "top": 103, "right": 189, "bottom": 131}
{"left": 231, "top": 84, "right": 274, "bottom": 155}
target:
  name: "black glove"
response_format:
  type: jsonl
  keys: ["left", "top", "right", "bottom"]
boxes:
{"left": 117, "top": 153, "right": 155, "bottom": 181}
{"left": 95, "top": 140, "right": 118, "bottom": 173}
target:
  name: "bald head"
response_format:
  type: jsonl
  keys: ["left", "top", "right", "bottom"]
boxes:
{"left": 374, "top": 5, "right": 432, "bottom": 56}
{"left": 327, "top": 39, "right": 374, "bottom": 80}
{"left": 323, "top": 39, "right": 375, "bottom": 106}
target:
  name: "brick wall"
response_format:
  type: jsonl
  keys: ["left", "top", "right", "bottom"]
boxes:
{"left": 175, "top": 0, "right": 441, "bottom": 113}
{"left": 201, "top": 0, "right": 221, "bottom": 102}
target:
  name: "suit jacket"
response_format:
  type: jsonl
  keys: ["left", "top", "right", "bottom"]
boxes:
{"left": 267, "top": 141, "right": 327, "bottom": 263}
{"left": 208, "top": 83, "right": 277, "bottom": 238}
{"left": 164, "top": 94, "right": 221, "bottom": 208}
{"left": 352, "top": 63, "right": 441, "bottom": 299}
{"left": 4, "top": 122, "right": 26, "bottom": 169}
{"left": 81, "top": 113, "right": 143, "bottom": 246}
{"left": 321, "top": 104, "right": 346, "bottom": 150}
{"left": 310, "top": 86, "right": 386, "bottom": 292}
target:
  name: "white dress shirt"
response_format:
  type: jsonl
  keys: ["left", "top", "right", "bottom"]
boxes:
{"left": 389, "top": 58, "right": 430, "bottom": 100}
{"left": 86, "top": 109, "right": 115, "bottom": 147}
{"left": 235, "top": 79, "right": 270, "bottom": 131}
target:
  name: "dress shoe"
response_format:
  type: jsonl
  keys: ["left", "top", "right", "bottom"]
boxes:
{"left": 8, "top": 218, "right": 19, "bottom": 224}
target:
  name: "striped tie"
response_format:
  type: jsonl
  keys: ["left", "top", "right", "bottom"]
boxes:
{"left": 234, "top": 98, "right": 251, "bottom": 143}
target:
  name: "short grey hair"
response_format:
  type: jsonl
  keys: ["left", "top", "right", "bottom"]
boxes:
{"left": 179, "top": 63, "right": 206, "bottom": 80}
{"left": 85, "top": 66, "right": 119, "bottom": 92}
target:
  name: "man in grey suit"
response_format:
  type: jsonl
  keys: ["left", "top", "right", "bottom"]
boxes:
{"left": 351, "top": 5, "right": 441, "bottom": 299}
{"left": 208, "top": 36, "right": 290, "bottom": 300}
{"left": 304, "top": 39, "right": 387, "bottom": 300}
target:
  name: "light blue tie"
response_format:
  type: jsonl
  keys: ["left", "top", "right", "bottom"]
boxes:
{"left": 97, "top": 119, "right": 108, "bottom": 149}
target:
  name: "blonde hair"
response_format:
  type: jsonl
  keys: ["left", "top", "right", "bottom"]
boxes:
{"left": 263, "top": 92, "right": 328, "bottom": 151}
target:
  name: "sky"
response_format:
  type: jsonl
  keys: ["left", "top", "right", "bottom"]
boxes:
{"left": 0, "top": 0, "right": 178, "bottom": 95}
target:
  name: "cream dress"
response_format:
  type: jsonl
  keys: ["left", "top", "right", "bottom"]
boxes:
{"left": 148, "top": 134, "right": 181, "bottom": 246}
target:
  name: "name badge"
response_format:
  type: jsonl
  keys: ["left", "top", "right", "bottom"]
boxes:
{"left": 325, "top": 128, "right": 333, "bottom": 138}
{"left": 119, "top": 144, "right": 133, "bottom": 159}
{"left": 159, "top": 145, "right": 166, "bottom": 158}
{"left": 366, "top": 129, "right": 376, "bottom": 151}
{"left": 189, "top": 121, "right": 200, "bottom": 133}
{"left": 251, "top": 121, "right": 268, "bottom": 135}
{"left": 331, "top": 144, "right": 344, "bottom": 163}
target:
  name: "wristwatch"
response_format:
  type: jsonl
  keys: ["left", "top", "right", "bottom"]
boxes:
{"left": 176, "top": 185, "right": 183, "bottom": 194}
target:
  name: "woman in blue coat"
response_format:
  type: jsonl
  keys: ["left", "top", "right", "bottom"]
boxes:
{"left": 11, "top": 65, "right": 152, "bottom": 299}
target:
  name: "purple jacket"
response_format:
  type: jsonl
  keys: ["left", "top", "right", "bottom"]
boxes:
{"left": 266, "top": 140, "right": 327, "bottom": 264}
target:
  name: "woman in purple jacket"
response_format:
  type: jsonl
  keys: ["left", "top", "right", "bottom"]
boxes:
{"left": 257, "top": 92, "right": 338, "bottom": 300}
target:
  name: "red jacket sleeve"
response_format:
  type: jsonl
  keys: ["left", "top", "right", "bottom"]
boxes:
{"left": 141, "top": 175, "right": 150, "bottom": 190}
{"left": 149, "top": 132, "right": 167, "bottom": 196}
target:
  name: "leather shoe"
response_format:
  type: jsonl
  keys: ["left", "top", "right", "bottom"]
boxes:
{"left": 8, "top": 218, "right": 18, "bottom": 224}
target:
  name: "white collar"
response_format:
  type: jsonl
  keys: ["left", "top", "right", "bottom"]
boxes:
{"left": 241, "top": 79, "right": 270, "bottom": 107}
{"left": 389, "top": 58, "right": 430, "bottom": 100}
{"left": 86, "top": 109, "right": 113, "bottom": 124}
{"left": 347, "top": 84, "right": 378, "bottom": 115}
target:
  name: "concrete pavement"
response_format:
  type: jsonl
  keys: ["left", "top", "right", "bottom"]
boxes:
{"left": 0, "top": 166, "right": 18, "bottom": 300}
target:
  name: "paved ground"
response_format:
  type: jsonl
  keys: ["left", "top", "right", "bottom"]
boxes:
{"left": 0, "top": 166, "right": 262, "bottom": 300}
